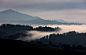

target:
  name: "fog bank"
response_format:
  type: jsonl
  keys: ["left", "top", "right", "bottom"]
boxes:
{"left": 18, "top": 25, "right": 86, "bottom": 41}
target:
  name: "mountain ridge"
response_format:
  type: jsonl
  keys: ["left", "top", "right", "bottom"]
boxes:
{"left": 0, "top": 9, "right": 41, "bottom": 21}
{"left": 0, "top": 9, "right": 84, "bottom": 25}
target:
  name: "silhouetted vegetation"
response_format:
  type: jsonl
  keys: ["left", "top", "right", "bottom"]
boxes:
{"left": 30, "top": 31, "right": 86, "bottom": 52}
{"left": 34, "top": 26, "right": 61, "bottom": 32}
{"left": 0, "top": 24, "right": 86, "bottom": 54}
{"left": 0, "top": 24, "right": 61, "bottom": 32}
{"left": 37, "top": 41, "right": 42, "bottom": 44}
{"left": 0, "top": 24, "right": 61, "bottom": 39}
{"left": 34, "top": 31, "right": 86, "bottom": 45}
{"left": 0, "top": 24, "right": 33, "bottom": 39}
{"left": 0, "top": 24, "right": 33, "bottom": 31}
{"left": 0, "top": 38, "right": 85, "bottom": 55}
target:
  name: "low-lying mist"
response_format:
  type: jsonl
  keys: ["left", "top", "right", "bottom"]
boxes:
{"left": 33, "top": 25, "right": 86, "bottom": 33}
{"left": 17, "top": 25, "right": 86, "bottom": 42}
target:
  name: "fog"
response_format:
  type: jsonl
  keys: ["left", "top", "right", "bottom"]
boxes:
{"left": 17, "top": 25, "right": 86, "bottom": 41}
{"left": 33, "top": 24, "right": 86, "bottom": 33}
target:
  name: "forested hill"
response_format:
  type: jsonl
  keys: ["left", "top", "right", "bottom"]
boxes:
{"left": 0, "top": 24, "right": 61, "bottom": 40}
{"left": 0, "top": 38, "right": 85, "bottom": 55}
{"left": 33, "top": 26, "right": 61, "bottom": 32}
{"left": 0, "top": 24, "right": 33, "bottom": 31}
{"left": 31, "top": 31, "right": 86, "bottom": 46}
{"left": 0, "top": 24, "right": 61, "bottom": 32}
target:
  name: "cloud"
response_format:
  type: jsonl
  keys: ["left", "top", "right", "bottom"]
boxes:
{"left": 1, "top": 0, "right": 86, "bottom": 10}
{"left": 1, "top": 0, "right": 86, "bottom": 4}
{"left": 0, "top": 0, "right": 86, "bottom": 23}
{"left": 34, "top": 2, "right": 86, "bottom": 10}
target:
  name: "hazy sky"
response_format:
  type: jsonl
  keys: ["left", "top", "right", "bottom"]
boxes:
{"left": 0, "top": 0, "right": 86, "bottom": 23}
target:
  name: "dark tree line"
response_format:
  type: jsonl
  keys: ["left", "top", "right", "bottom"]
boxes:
{"left": 30, "top": 31, "right": 86, "bottom": 51}
{"left": 0, "top": 24, "right": 33, "bottom": 31}
{"left": 0, "top": 24, "right": 33, "bottom": 39}
{"left": 34, "top": 40, "right": 86, "bottom": 51}
{"left": 0, "top": 31, "right": 30, "bottom": 40}
{"left": 33, "top": 26, "right": 61, "bottom": 32}
{"left": 0, "top": 24, "right": 61, "bottom": 40}
{"left": 0, "top": 24, "right": 61, "bottom": 32}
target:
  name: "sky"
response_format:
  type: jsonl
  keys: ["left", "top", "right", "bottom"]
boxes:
{"left": 0, "top": 0, "right": 86, "bottom": 23}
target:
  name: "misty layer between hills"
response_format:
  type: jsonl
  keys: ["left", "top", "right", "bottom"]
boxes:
{"left": 0, "top": 24, "right": 60, "bottom": 40}
{"left": 17, "top": 25, "right": 86, "bottom": 46}
{"left": 0, "top": 24, "right": 86, "bottom": 46}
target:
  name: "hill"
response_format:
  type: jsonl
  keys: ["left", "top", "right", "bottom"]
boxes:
{"left": 0, "top": 24, "right": 61, "bottom": 39}
{"left": 21, "top": 18, "right": 83, "bottom": 25}
{"left": 0, "top": 38, "right": 85, "bottom": 54}
{"left": 0, "top": 9, "right": 41, "bottom": 21}
{"left": 0, "top": 9, "right": 83, "bottom": 25}
{"left": 33, "top": 26, "right": 61, "bottom": 32}
{"left": 32, "top": 31, "right": 86, "bottom": 46}
{"left": 54, "top": 19, "right": 66, "bottom": 23}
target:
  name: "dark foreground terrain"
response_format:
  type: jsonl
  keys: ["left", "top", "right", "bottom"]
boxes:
{"left": 0, "top": 38, "right": 85, "bottom": 55}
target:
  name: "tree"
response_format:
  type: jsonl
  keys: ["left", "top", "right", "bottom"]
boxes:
{"left": 37, "top": 41, "right": 42, "bottom": 44}
{"left": 62, "top": 44, "right": 70, "bottom": 50}
{"left": 49, "top": 41, "right": 53, "bottom": 45}
{"left": 76, "top": 45, "right": 84, "bottom": 50}
{"left": 71, "top": 45, "right": 76, "bottom": 51}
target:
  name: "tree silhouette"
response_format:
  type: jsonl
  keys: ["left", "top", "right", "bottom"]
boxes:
{"left": 49, "top": 41, "right": 53, "bottom": 45}
{"left": 71, "top": 45, "right": 76, "bottom": 51}
{"left": 76, "top": 45, "right": 84, "bottom": 50}
{"left": 37, "top": 41, "right": 42, "bottom": 44}
{"left": 62, "top": 44, "right": 70, "bottom": 50}
{"left": 33, "top": 26, "right": 61, "bottom": 32}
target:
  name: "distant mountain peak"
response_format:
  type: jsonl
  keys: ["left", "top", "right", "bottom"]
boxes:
{"left": 0, "top": 9, "right": 42, "bottom": 21}
{"left": 54, "top": 19, "right": 66, "bottom": 23}
{"left": 2, "top": 9, "right": 17, "bottom": 13}
{"left": 4, "top": 9, "right": 13, "bottom": 11}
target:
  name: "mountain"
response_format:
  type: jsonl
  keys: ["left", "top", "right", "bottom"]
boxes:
{"left": 22, "top": 19, "right": 82, "bottom": 25}
{"left": 0, "top": 9, "right": 83, "bottom": 25}
{"left": 14, "top": 18, "right": 82, "bottom": 25}
{"left": 0, "top": 9, "right": 41, "bottom": 21}
{"left": 54, "top": 19, "right": 66, "bottom": 23}
{"left": 24, "top": 19, "right": 63, "bottom": 25}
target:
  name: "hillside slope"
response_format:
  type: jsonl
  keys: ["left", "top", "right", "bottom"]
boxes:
{"left": 0, "top": 9, "right": 41, "bottom": 21}
{"left": 0, "top": 38, "right": 85, "bottom": 54}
